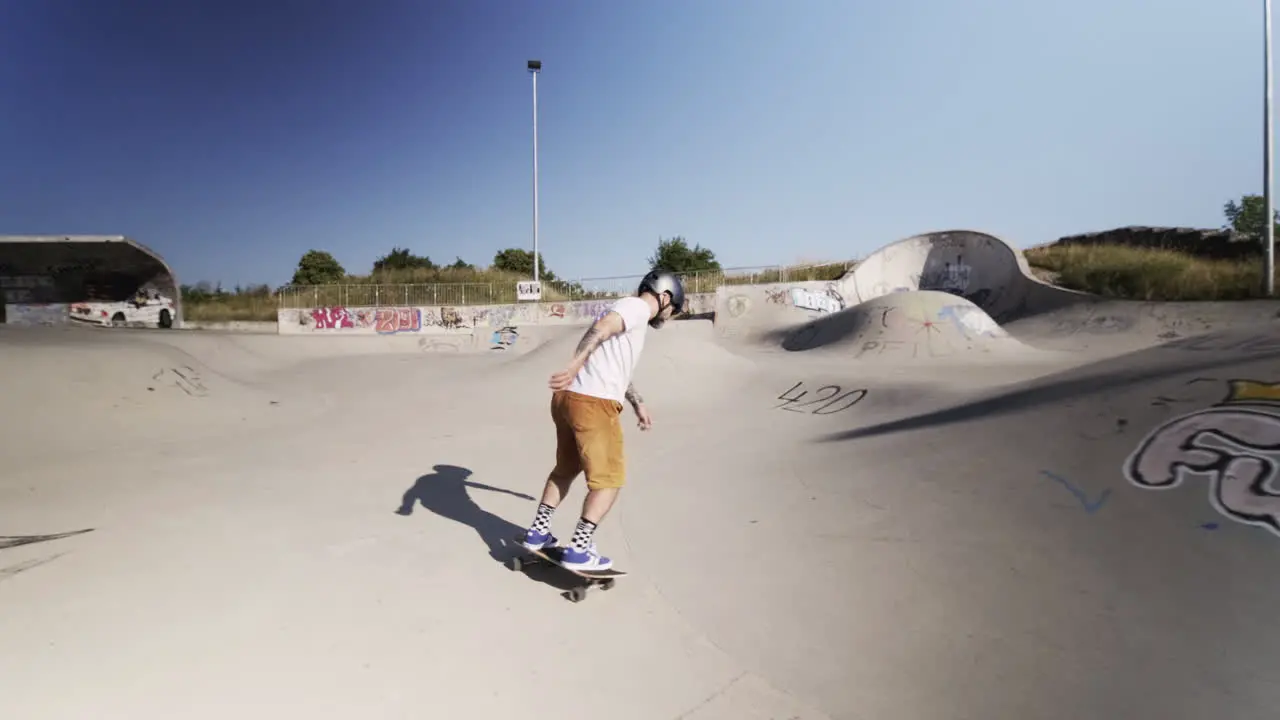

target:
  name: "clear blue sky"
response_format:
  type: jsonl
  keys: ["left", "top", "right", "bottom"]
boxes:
{"left": 0, "top": 0, "right": 1269, "bottom": 289}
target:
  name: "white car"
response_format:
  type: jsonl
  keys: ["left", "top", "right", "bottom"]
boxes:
{"left": 69, "top": 290, "right": 176, "bottom": 329}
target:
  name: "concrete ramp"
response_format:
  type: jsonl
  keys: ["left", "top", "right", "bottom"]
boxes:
{"left": 10, "top": 266, "right": 1280, "bottom": 719}
{"left": 842, "top": 229, "right": 1088, "bottom": 322}
{"left": 771, "top": 290, "right": 1055, "bottom": 365}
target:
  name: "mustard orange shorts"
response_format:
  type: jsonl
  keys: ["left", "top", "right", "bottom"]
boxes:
{"left": 548, "top": 389, "right": 626, "bottom": 490}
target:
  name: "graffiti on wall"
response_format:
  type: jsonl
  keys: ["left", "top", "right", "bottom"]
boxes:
{"left": 5, "top": 304, "right": 69, "bottom": 326}
{"left": 311, "top": 307, "right": 353, "bottom": 330}
{"left": 919, "top": 256, "right": 973, "bottom": 295}
{"left": 291, "top": 296, "right": 694, "bottom": 335}
{"left": 1123, "top": 378, "right": 1280, "bottom": 537}
{"left": 303, "top": 305, "right": 484, "bottom": 332}
{"left": 490, "top": 326, "right": 519, "bottom": 350}
{"left": 479, "top": 303, "right": 536, "bottom": 329}
{"left": 790, "top": 287, "right": 842, "bottom": 314}
{"left": 726, "top": 295, "right": 751, "bottom": 318}
{"left": 439, "top": 307, "right": 467, "bottom": 329}
{"left": 376, "top": 307, "right": 422, "bottom": 334}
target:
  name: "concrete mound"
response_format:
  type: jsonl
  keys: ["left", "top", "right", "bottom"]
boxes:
{"left": 774, "top": 290, "right": 1048, "bottom": 364}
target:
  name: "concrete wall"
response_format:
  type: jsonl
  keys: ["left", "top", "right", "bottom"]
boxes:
{"left": 712, "top": 280, "right": 847, "bottom": 343}
{"left": 276, "top": 293, "right": 719, "bottom": 336}
{"left": 4, "top": 303, "right": 70, "bottom": 326}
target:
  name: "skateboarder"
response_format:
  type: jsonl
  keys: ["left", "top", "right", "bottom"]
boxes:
{"left": 520, "top": 269, "right": 686, "bottom": 570}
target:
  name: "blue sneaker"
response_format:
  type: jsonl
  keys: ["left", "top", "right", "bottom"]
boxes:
{"left": 558, "top": 543, "right": 613, "bottom": 571}
{"left": 521, "top": 528, "right": 559, "bottom": 551}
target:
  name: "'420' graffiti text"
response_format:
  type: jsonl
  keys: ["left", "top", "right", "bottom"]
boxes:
{"left": 775, "top": 381, "right": 867, "bottom": 415}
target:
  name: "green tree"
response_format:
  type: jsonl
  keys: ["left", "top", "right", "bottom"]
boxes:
{"left": 290, "top": 250, "right": 346, "bottom": 285}
{"left": 1223, "top": 194, "right": 1280, "bottom": 242}
{"left": 492, "top": 248, "right": 557, "bottom": 280}
{"left": 647, "top": 236, "right": 721, "bottom": 273}
{"left": 449, "top": 256, "right": 475, "bottom": 270}
{"left": 372, "top": 247, "right": 435, "bottom": 273}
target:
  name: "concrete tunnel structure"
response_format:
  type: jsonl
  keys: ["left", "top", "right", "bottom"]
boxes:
{"left": 0, "top": 235, "right": 181, "bottom": 327}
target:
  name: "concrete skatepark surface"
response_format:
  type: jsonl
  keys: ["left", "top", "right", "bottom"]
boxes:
{"left": 5, "top": 230, "right": 1280, "bottom": 719}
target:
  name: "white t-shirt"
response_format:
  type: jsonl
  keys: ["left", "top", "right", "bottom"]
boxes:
{"left": 568, "top": 295, "right": 652, "bottom": 403}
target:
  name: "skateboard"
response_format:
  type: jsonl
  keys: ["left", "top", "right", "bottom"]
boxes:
{"left": 507, "top": 535, "right": 627, "bottom": 603}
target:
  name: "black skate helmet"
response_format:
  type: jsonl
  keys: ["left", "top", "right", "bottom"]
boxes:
{"left": 637, "top": 269, "right": 685, "bottom": 328}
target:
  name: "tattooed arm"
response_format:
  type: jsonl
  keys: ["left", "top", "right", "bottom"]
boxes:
{"left": 560, "top": 312, "right": 626, "bottom": 374}
{"left": 624, "top": 382, "right": 644, "bottom": 410}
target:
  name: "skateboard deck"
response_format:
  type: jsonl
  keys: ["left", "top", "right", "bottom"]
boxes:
{"left": 507, "top": 535, "right": 626, "bottom": 603}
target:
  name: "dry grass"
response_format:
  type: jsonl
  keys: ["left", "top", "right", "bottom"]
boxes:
{"left": 183, "top": 298, "right": 279, "bottom": 323}
{"left": 1024, "top": 244, "right": 1276, "bottom": 301}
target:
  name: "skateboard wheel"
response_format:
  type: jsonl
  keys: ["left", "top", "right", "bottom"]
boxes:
{"left": 508, "top": 557, "right": 523, "bottom": 572}
{"left": 568, "top": 587, "right": 587, "bottom": 603}
{"left": 601, "top": 579, "right": 616, "bottom": 591}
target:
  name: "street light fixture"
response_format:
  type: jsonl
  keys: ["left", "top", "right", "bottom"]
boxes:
{"left": 528, "top": 60, "right": 542, "bottom": 287}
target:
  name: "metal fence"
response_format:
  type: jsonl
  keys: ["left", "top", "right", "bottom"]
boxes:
{"left": 276, "top": 261, "right": 856, "bottom": 310}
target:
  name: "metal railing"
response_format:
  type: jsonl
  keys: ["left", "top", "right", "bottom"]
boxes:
{"left": 276, "top": 261, "right": 856, "bottom": 310}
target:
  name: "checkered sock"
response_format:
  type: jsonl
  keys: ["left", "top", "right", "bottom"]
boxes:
{"left": 531, "top": 503, "right": 556, "bottom": 534}
{"left": 571, "top": 518, "right": 598, "bottom": 552}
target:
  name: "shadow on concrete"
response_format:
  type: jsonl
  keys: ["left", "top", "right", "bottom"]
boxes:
{"left": 818, "top": 340, "right": 1280, "bottom": 443}
{"left": 0, "top": 528, "right": 94, "bottom": 550}
{"left": 394, "top": 464, "right": 580, "bottom": 593}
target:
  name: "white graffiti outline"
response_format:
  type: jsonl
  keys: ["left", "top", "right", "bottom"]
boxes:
{"left": 1123, "top": 386, "right": 1280, "bottom": 536}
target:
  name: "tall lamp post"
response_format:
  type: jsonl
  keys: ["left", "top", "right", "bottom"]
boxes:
{"left": 1266, "top": 1, "right": 1276, "bottom": 295}
{"left": 528, "top": 60, "right": 542, "bottom": 287}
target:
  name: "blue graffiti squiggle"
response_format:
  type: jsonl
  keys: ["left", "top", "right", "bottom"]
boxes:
{"left": 1040, "top": 470, "right": 1111, "bottom": 515}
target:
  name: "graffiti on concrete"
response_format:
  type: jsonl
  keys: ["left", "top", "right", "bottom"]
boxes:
{"left": 1050, "top": 309, "right": 1135, "bottom": 336}
{"left": 312, "top": 307, "right": 353, "bottom": 330}
{"left": 490, "top": 325, "right": 519, "bottom": 350}
{"left": 726, "top": 295, "right": 751, "bottom": 318}
{"left": 775, "top": 381, "right": 867, "bottom": 415}
{"left": 439, "top": 306, "right": 467, "bottom": 330}
{"left": 928, "top": 234, "right": 970, "bottom": 250}
{"left": 375, "top": 307, "right": 422, "bottom": 334}
{"left": 572, "top": 301, "right": 612, "bottom": 322}
{"left": 149, "top": 366, "right": 209, "bottom": 397}
{"left": 483, "top": 303, "right": 535, "bottom": 329}
{"left": 545, "top": 303, "right": 566, "bottom": 319}
{"left": 790, "top": 288, "right": 842, "bottom": 314}
{"left": 682, "top": 293, "right": 716, "bottom": 316}
{"left": 418, "top": 336, "right": 463, "bottom": 353}
{"left": 937, "top": 304, "right": 1005, "bottom": 339}
{"left": 1124, "top": 378, "right": 1280, "bottom": 537}
{"left": 764, "top": 289, "right": 788, "bottom": 305}
{"left": 1039, "top": 470, "right": 1110, "bottom": 515}
{"left": 919, "top": 257, "right": 972, "bottom": 295}
{"left": 5, "top": 303, "right": 68, "bottom": 326}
